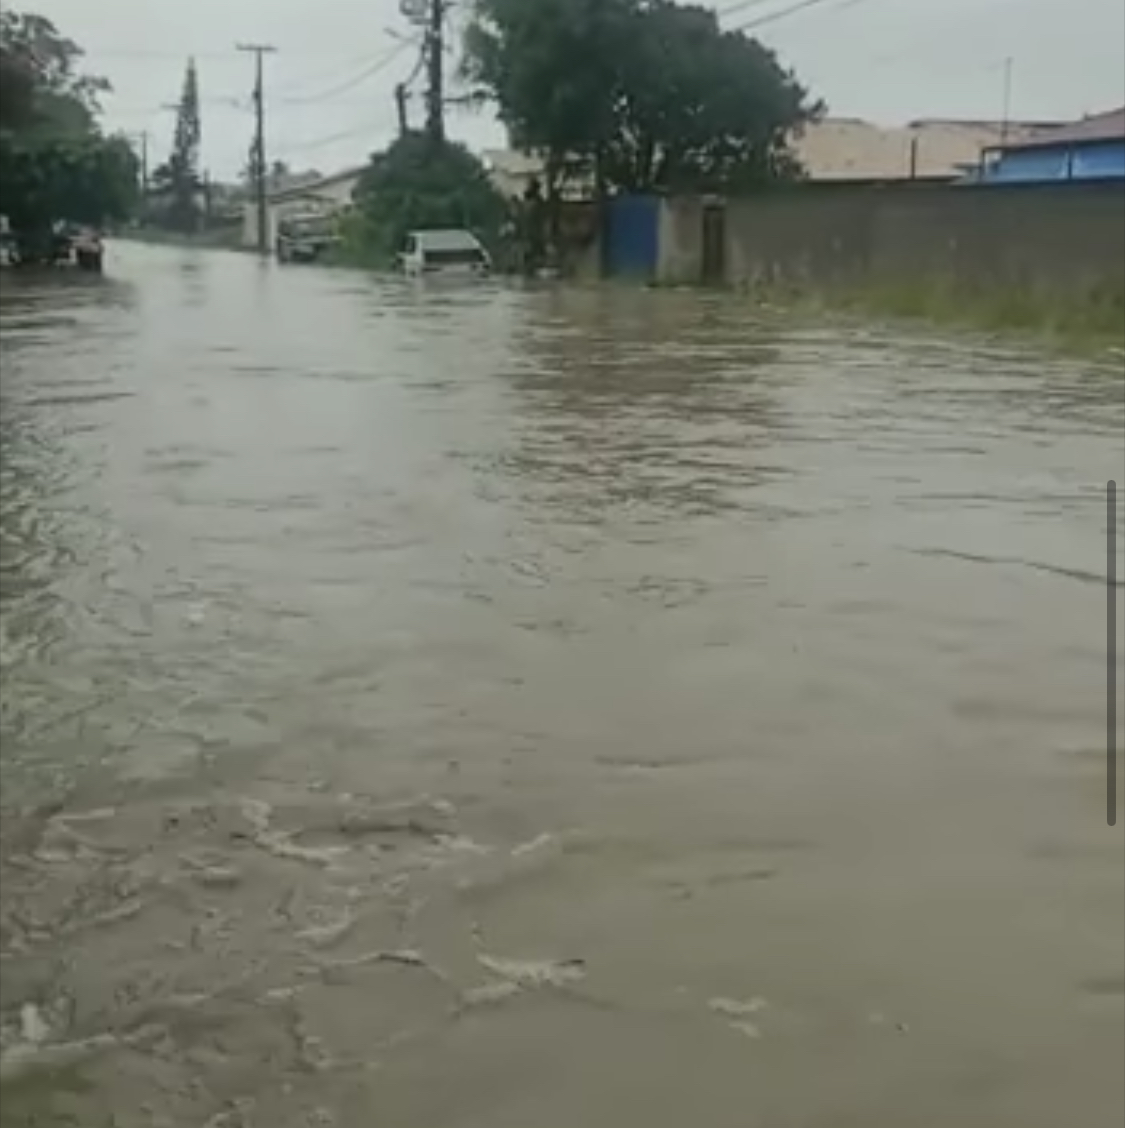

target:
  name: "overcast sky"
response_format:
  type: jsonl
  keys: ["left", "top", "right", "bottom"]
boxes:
{"left": 27, "top": 0, "right": 1125, "bottom": 180}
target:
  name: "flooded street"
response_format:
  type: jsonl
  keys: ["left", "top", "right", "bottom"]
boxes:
{"left": 1, "top": 241, "right": 1122, "bottom": 1126}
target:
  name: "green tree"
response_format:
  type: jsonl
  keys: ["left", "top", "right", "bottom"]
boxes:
{"left": 0, "top": 10, "right": 109, "bottom": 135}
{"left": 463, "top": 0, "right": 633, "bottom": 200}
{"left": 347, "top": 133, "right": 505, "bottom": 264}
{"left": 0, "top": 8, "right": 139, "bottom": 237}
{"left": 607, "top": 2, "right": 818, "bottom": 192}
{"left": 0, "top": 131, "right": 138, "bottom": 231}
{"left": 463, "top": 0, "right": 820, "bottom": 196}
{"left": 159, "top": 58, "right": 202, "bottom": 230}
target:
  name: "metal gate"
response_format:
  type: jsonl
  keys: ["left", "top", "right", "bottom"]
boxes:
{"left": 604, "top": 196, "right": 660, "bottom": 278}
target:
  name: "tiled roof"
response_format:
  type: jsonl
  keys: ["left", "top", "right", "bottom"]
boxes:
{"left": 267, "top": 167, "right": 364, "bottom": 202}
{"left": 997, "top": 107, "right": 1125, "bottom": 151}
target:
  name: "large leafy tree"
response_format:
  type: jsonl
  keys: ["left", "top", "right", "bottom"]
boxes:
{"left": 0, "top": 9, "right": 109, "bottom": 135}
{"left": 608, "top": 2, "right": 818, "bottom": 192}
{"left": 463, "top": 0, "right": 820, "bottom": 196}
{"left": 0, "top": 8, "right": 138, "bottom": 233}
{"left": 349, "top": 133, "right": 505, "bottom": 264}
{"left": 463, "top": 0, "right": 632, "bottom": 199}
{"left": 0, "top": 132, "right": 138, "bottom": 231}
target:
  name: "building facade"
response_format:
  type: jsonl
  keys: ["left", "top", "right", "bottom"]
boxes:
{"left": 976, "top": 107, "right": 1125, "bottom": 184}
{"left": 483, "top": 117, "right": 1060, "bottom": 198}
{"left": 241, "top": 167, "right": 364, "bottom": 251}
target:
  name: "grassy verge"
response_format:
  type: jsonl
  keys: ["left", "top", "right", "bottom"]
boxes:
{"left": 744, "top": 274, "right": 1125, "bottom": 356}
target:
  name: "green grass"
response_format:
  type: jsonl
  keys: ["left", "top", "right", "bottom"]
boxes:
{"left": 747, "top": 274, "right": 1125, "bottom": 355}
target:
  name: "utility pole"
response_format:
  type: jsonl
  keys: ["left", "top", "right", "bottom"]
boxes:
{"left": 1000, "top": 56, "right": 1014, "bottom": 147}
{"left": 126, "top": 131, "right": 150, "bottom": 197}
{"left": 237, "top": 42, "right": 277, "bottom": 255}
{"left": 138, "top": 132, "right": 150, "bottom": 197}
{"left": 425, "top": 0, "right": 445, "bottom": 143}
{"left": 395, "top": 82, "right": 409, "bottom": 138}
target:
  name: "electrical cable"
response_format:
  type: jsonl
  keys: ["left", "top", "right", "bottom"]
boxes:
{"left": 280, "top": 40, "right": 415, "bottom": 105}
{"left": 732, "top": 0, "right": 873, "bottom": 33}
{"left": 716, "top": 0, "right": 788, "bottom": 19}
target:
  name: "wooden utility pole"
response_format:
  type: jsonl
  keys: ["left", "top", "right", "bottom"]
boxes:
{"left": 395, "top": 82, "right": 409, "bottom": 138}
{"left": 1000, "top": 56, "right": 1014, "bottom": 147}
{"left": 126, "top": 131, "right": 150, "bottom": 198}
{"left": 237, "top": 42, "right": 277, "bottom": 254}
{"left": 138, "top": 132, "right": 150, "bottom": 197}
{"left": 425, "top": 0, "right": 445, "bottom": 143}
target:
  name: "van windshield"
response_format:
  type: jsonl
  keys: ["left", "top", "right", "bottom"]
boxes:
{"left": 423, "top": 247, "right": 485, "bottom": 266}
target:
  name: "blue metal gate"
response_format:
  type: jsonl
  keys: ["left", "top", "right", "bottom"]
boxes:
{"left": 605, "top": 195, "right": 660, "bottom": 278}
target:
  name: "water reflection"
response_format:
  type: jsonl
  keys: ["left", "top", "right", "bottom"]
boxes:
{"left": 497, "top": 289, "right": 790, "bottom": 521}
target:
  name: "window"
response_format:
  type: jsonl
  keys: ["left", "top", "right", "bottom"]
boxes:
{"left": 422, "top": 247, "right": 486, "bottom": 267}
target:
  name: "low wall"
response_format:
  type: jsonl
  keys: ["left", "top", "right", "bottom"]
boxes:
{"left": 657, "top": 196, "right": 705, "bottom": 284}
{"left": 718, "top": 181, "right": 1125, "bottom": 302}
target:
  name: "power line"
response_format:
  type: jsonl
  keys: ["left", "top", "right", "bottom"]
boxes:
{"left": 716, "top": 0, "right": 787, "bottom": 18}
{"left": 274, "top": 118, "right": 394, "bottom": 158}
{"left": 109, "top": 96, "right": 251, "bottom": 117}
{"left": 732, "top": 0, "right": 871, "bottom": 33}
{"left": 280, "top": 41, "right": 415, "bottom": 106}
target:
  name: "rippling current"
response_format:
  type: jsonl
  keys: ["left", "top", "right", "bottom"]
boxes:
{"left": 1, "top": 243, "right": 1122, "bottom": 1127}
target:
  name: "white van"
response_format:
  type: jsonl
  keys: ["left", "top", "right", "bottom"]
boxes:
{"left": 399, "top": 229, "right": 491, "bottom": 278}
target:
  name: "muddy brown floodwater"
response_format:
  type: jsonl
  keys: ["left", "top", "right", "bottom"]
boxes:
{"left": 0, "top": 242, "right": 1122, "bottom": 1127}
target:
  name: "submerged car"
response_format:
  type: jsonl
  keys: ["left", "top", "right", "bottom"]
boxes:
{"left": 398, "top": 229, "right": 491, "bottom": 278}
{"left": 276, "top": 213, "right": 340, "bottom": 264}
{"left": 0, "top": 223, "right": 104, "bottom": 270}
{"left": 70, "top": 227, "right": 104, "bottom": 272}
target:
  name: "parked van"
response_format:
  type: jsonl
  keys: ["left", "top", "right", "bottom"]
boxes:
{"left": 399, "top": 229, "right": 491, "bottom": 278}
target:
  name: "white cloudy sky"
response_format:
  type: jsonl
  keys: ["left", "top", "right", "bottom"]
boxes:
{"left": 26, "top": 0, "right": 1125, "bottom": 180}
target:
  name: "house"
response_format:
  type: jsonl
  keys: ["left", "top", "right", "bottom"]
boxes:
{"left": 483, "top": 150, "right": 593, "bottom": 199}
{"left": 794, "top": 117, "right": 1059, "bottom": 181}
{"left": 482, "top": 117, "right": 1061, "bottom": 197}
{"left": 242, "top": 165, "right": 365, "bottom": 251}
{"left": 974, "top": 107, "right": 1125, "bottom": 183}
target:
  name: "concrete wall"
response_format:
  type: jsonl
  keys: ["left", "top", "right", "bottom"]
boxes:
{"left": 657, "top": 196, "right": 706, "bottom": 284}
{"left": 718, "top": 181, "right": 1125, "bottom": 299}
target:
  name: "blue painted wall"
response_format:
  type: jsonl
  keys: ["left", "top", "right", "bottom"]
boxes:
{"left": 982, "top": 139, "right": 1125, "bottom": 184}
{"left": 605, "top": 196, "right": 660, "bottom": 277}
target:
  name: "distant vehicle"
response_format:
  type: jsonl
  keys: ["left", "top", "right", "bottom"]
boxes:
{"left": 398, "top": 229, "right": 491, "bottom": 278}
{"left": 0, "top": 221, "right": 103, "bottom": 271}
{"left": 70, "top": 227, "right": 104, "bottom": 272}
{"left": 0, "top": 220, "right": 14, "bottom": 267}
{"left": 276, "top": 213, "right": 340, "bottom": 264}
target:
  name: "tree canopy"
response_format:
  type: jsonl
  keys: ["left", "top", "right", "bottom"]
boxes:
{"left": 463, "top": 0, "right": 821, "bottom": 196}
{"left": 348, "top": 133, "right": 505, "bottom": 264}
{"left": 150, "top": 58, "right": 202, "bottom": 230}
{"left": 0, "top": 8, "right": 138, "bottom": 231}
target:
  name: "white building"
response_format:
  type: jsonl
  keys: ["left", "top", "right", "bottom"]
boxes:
{"left": 242, "top": 166, "right": 365, "bottom": 251}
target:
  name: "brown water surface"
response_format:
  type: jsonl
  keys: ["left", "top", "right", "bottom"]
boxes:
{"left": 1, "top": 243, "right": 1122, "bottom": 1127}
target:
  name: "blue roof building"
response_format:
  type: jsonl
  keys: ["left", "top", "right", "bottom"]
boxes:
{"left": 975, "top": 107, "right": 1125, "bottom": 184}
